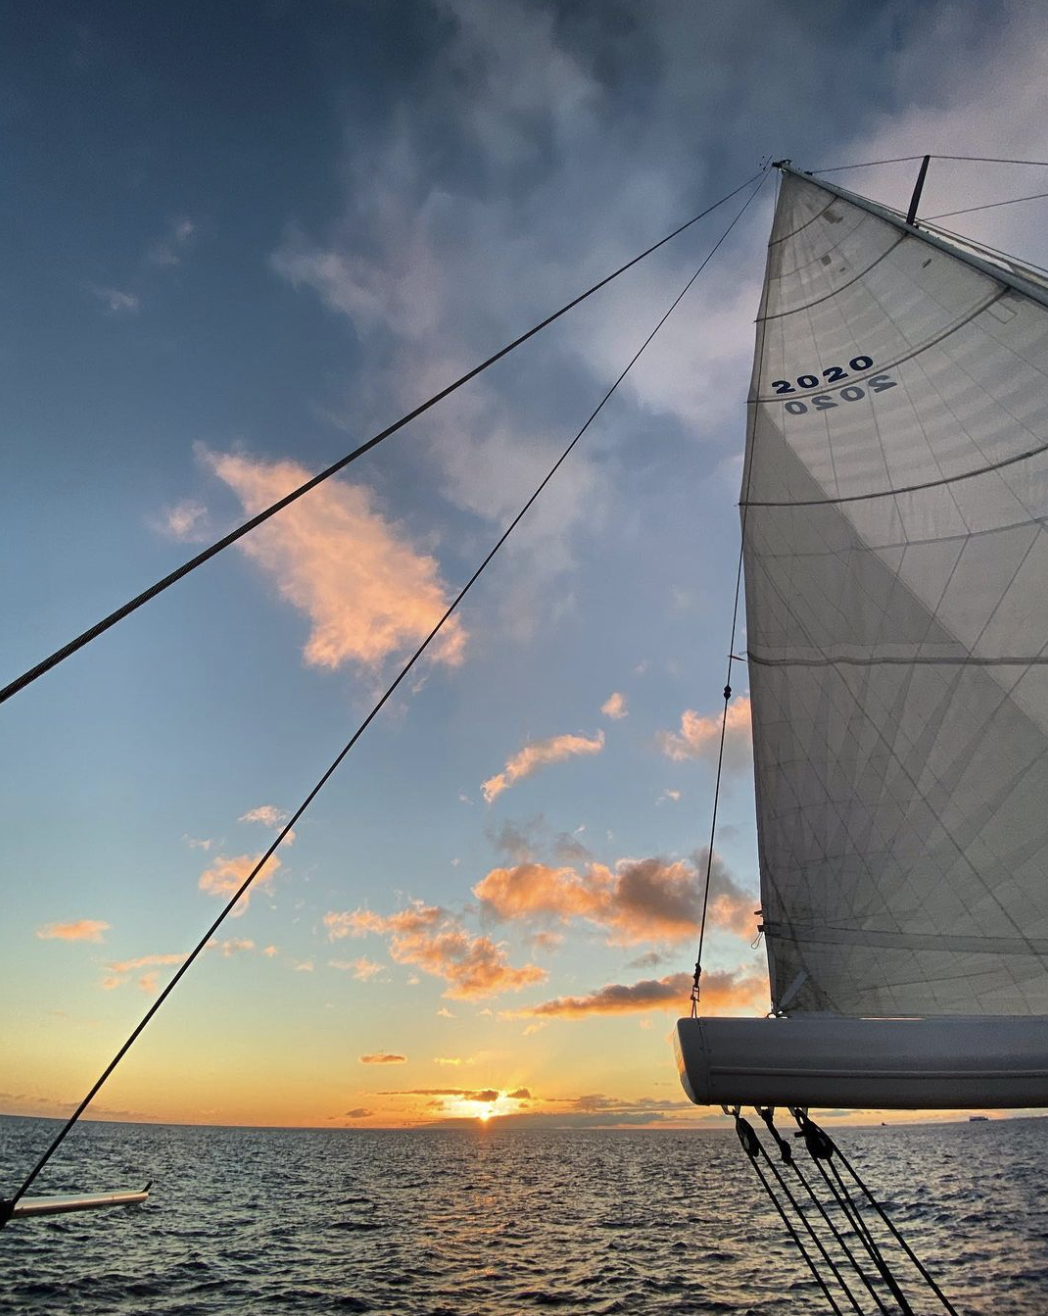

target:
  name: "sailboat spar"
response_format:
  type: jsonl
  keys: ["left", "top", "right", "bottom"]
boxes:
{"left": 678, "top": 162, "right": 1048, "bottom": 1113}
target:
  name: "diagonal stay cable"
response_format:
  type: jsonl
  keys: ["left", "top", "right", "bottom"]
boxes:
{"left": 926, "top": 190, "right": 1048, "bottom": 220}
{"left": 1, "top": 171, "right": 769, "bottom": 1219}
{"left": 0, "top": 170, "right": 763, "bottom": 711}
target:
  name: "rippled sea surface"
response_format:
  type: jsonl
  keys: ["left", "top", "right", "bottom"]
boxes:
{"left": 1, "top": 1115, "right": 1046, "bottom": 1314}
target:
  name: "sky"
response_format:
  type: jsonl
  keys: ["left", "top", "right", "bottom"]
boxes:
{"left": 3, "top": 0, "right": 1048, "bottom": 1139}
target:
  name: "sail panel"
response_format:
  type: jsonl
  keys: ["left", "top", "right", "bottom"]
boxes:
{"left": 746, "top": 171, "right": 1048, "bottom": 1016}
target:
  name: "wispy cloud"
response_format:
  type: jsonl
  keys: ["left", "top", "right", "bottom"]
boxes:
{"left": 359, "top": 1053, "right": 406, "bottom": 1065}
{"left": 482, "top": 729, "right": 604, "bottom": 803}
{"left": 239, "top": 804, "right": 290, "bottom": 828}
{"left": 202, "top": 448, "right": 466, "bottom": 673}
{"left": 147, "top": 216, "right": 197, "bottom": 268}
{"left": 330, "top": 956, "right": 385, "bottom": 981}
{"left": 36, "top": 919, "right": 110, "bottom": 943}
{"left": 198, "top": 850, "right": 283, "bottom": 914}
{"left": 101, "top": 951, "right": 187, "bottom": 992}
{"left": 657, "top": 696, "right": 751, "bottom": 768}
{"left": 158, "top": 500, "right": 209, "bottom": 542}
{"left": 601, "top": 691, "right": 627, "bottom": 720}
{"left": 88, "top": 285, "right": 139, "bottom": 314}
{"left": 518, "top": 966, "right": 768, "bottom": 1018}
{"left": 326, "top": 902, "right": 545, "bottom": 999}
{"left": 474, "top": 848, "right": 756, "bottom": 944}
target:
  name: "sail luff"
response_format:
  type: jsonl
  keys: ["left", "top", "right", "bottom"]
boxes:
{"left": 744, "top": 167, "right": 1048, "bottom": 1018}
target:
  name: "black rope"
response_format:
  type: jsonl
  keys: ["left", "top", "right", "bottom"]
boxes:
{"left": 823, "top": 1131, "right": 960, "bottom": 1316}
{"left": 926, "top": 190, "right": 1048, "bottom": 220}
{"left": 758, "top": 1108, "right": 891, "bottom": 1316}
{"left": 0, "top": 172, "right": 764, "bottom": 712}
{"left": 690, "top": 169, "right": 777, "bottom": 1014}
{"left": 792, "top": 1111, "right": 960, "bottom": 1316}
{"left": 793, "top": 1158, "right": 892, "bottom": 1316}
{"left": 821, "top": 1155, "right": 913, "bottom": 1315}
{"left": 734, "top": 1114, "right": 847, "bottom": 1315}
{"left": 0, "top": 174, "right": 768, "bottom": 1223}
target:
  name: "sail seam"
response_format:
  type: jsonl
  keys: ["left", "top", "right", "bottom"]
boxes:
{"left": 757, "top": 235, "right": 906, "bottom": 320}
{"left": 741, "top": 433, "right": 1048, "bottom": 506}
{"left": 754, "top": 287, "right": 1007, "bottom": 401}
{"left": 749, "top": 651, "right": 1048, "bottom": 667}
{"left": 768, "top": 196, "right": 848, "bottom": 246}
{"left": 762, "top": 923, "right": 1048, "bottom": 954}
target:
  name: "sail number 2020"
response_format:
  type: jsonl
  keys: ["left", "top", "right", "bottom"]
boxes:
{"left": 771, "top": 354, "right": 897, "bottom": 415}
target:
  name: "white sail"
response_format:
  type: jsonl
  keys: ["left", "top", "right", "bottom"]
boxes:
{"left": 744, "top": 168, "right": 1048, "bottom": 1019}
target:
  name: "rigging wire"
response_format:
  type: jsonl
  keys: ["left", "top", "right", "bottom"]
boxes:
{"left": 791, "top": 1111, "right": 960, "bottom": 1316}
{"left": 932, "top": 154, "right": 1048, "bottom": 168}
{"left": 690, "top": 170, "right": 777, "bottom": 1014}
{"left": 814, "top": 153, "right": 1048, "bottom": 175}
{"left": 733, "top": 1112, "right": 854, "bottom": 1315}
{"left": 0, "top": 171, "right": 764, "bottom": 712}
{"left": 754, "top": 1108, "right": 893, "bottom": 1316}
{"left": 0, "top": 171, "right": 770, "bottom": 1224}
{"left": 926, "top": 189, "right": 1048, "bottom": 220}
{"left": 811, "top": 156, "right": 928, "bottom": 174}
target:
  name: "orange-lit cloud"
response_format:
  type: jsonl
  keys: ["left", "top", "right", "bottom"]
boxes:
{"left": 344, "top": 1108, "right": 373, "bottom": 1119}
{"left": 199, "top": 850, "right": 283, "bottom": 914}
{"left": 36, "top": 919, "right": 110, "bottom": 943}
{"left": 359, "top": 1053, "right": 406, "bottom": 1065}
{"left": 100, "top": 938, "right": 257, "bottom": 993}
{"left": 203, "top": 448, "right": 465, "bottom": 671}
{"left": 657, "top": 696, "right": 752, "bottom": 768}
{"left": 474, "top": 849, "right": 756, "bottom": 944}
{"left": 326, "top": 901, "right": 546, "bottom": 999}
{"left": 380, "top": 1088, "right": 502, "bottom": 1102}
{"left": 518, "top": 966, "right": 768, "bottom": 1018}
{"left": 159, "top": 499, "right": 208, "bottom": 541}
{"left": 330, "top": 956, "right": 385, "bottom": 981}
{"left": 101, "top": 951, "right": 187, "bottom": 993}
{"left": 239, "top": 804, "right": 289, "bottom": 827}
{"left": 601, "top": 691, "right": 628, "bottom": 720}
{"left": 106, "top": 951, "right": 188, "bottom": 976}
{"left": 482, "top": 729, "right": 604, "bottom": 803}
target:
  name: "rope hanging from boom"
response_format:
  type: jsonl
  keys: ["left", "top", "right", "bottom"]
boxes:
{"left": 729, "top": 1106, "right": 960, "bottom": 1316}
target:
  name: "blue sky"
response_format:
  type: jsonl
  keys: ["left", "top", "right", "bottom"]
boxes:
{"left": 3, "top": 0, "right": 1048, "bottom": 1130}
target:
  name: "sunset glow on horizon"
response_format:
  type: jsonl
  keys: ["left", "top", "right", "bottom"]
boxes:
{"left": 5, "top": 2, "right": 1048, "bottom": 1148}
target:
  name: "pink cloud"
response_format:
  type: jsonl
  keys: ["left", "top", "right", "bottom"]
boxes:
{"left": 328, "top": 901, "right": 546, "bottom": 999}
{"left": 329, "top": 956, "right": 385, "bottom": 981}
{"left": 198, "top": 851, "right": 282, "bottom": 915}
{"left": 657, "top": 696, "right": 751, "bottom": 768}
{"left": 203, "top": 448, "right": 465, "bottom": 672}
{"left": 239, "top": 804, "right": 289, "bottom": 827}
{"left": 601, "top": 691, "right": 628, "bottom": 720}
{"left": 36, "top": 919, "right": 110, "bottom": 943}
{"left": 482, "top": 729, "right": 604, "bottom": 802}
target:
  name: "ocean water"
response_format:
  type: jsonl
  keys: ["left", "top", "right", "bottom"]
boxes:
{"left": 1, "top": 1115, "right": 1045, "bottom": 1314}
